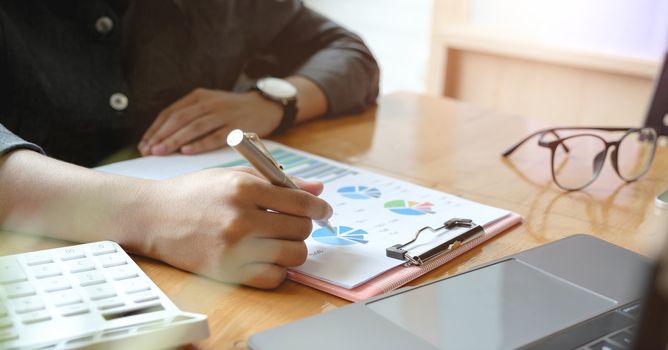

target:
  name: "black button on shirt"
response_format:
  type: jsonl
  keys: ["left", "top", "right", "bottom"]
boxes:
{"left": 0, "top": 0, "right": 379, "bottom": 167}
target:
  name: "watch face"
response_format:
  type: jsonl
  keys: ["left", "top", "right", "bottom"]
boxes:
{"left": 257, "top": 77, "right": 297, "bottom": 100}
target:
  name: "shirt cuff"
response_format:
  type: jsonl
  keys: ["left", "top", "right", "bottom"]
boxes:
{"left": 0, "top": 124, "right": 45, "bottom": 156}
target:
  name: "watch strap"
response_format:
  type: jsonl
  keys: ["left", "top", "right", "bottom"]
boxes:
{"left": 273, "top": 98, "right": 298, "bottom": 135}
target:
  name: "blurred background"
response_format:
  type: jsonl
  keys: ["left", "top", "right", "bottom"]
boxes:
{"left": 305, "top": 0, "right": 668, "bottom": 126}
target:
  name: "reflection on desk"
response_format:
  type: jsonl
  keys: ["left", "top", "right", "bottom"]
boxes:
{"left": 2, "top": 92, "right": 667, "bottom": 349}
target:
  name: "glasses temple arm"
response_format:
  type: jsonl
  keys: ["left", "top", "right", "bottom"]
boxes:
{"left": 502, "top": 129, "right": 571, "bottom": 157}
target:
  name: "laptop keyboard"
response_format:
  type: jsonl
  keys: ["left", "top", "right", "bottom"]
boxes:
{"left": 576, "top": 303, "right": 639, "bottom": 350}
{"left": 524, "top": 301, "right": 640, "bottom": 350}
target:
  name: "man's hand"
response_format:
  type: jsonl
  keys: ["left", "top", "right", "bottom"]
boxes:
{"left": 139, "top": 89, "right": 282, "bottom": 156}
{"left": 136, "top": 167, "right": 332, "bottom": 289}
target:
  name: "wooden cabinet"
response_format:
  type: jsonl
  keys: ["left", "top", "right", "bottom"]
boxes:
{"left": 428, "top": 0, "right": 663, "bottom": 126}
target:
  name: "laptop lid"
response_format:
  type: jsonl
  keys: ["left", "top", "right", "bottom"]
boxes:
{"left": 645, "top": 51, "right": 668, "bottom": 136}
{"left": 249, "top": 235, "right": 650, "bottom": 350}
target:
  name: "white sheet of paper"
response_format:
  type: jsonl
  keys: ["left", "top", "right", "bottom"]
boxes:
{"left": 96, "top": 142, "right": 509, "bottom": 289}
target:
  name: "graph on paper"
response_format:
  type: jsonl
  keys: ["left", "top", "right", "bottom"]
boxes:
{"left": 215, "top": 146, "right": 511, "bottom": 288}
{"left": 337, "top": 186, "right": 382, "bottom": 200}
{"left": 312, "top": 226, "right": 369, "bottom": 246}
{"left": 384, "top": 200, "right": 435, "bottom": 216}
{"left": 96, "top": 142, "right": 513, "bottom": 290}
{"left": 220, "top": 148, "right": 357, "bottom": 183}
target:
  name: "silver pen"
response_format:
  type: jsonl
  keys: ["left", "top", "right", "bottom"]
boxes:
{"left": 227, "top": 129, "right": 336, "bottom": 233}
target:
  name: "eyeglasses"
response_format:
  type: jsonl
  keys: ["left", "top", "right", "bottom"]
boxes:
{"left": 502, "top": 127, "right": 658, "bottom": 191}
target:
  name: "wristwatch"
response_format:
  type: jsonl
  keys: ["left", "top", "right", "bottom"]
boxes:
{"left": 255, "top": 77, "right": 298, "bottom": 134}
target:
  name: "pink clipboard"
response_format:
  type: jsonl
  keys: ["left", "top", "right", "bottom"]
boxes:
{"left": 287, "top": 212, "right": 523, "bottom": 302}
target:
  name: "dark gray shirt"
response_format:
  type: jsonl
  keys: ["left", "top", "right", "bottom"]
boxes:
{"left": 0, "top": 0, "right": 379, "bottom": 166}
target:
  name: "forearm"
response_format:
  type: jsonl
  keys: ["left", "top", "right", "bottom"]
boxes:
{"left": 287, "top": 75, "right": 328, "bottom": 123}
{"left": 259, "top": 5, "right": 379, "bottom": 117}
{"left": 0, "top": 150, "right": 153, "bottom": 253}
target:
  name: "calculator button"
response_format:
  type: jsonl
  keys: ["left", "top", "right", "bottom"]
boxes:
{"left": 96, "top": 297, "right": 125, "bottom": 311}
{"left": 57, "top": 247, "right": 86, "bottom": 261}
{"left": 66, "top": 258, "right": 96, "bottom": 273}
{"left": 4, "top": 282, "right": 37, "bottom": 298}
{"left": 30, "top": 263, "right": 62, "bottom": 279}
{"left": 119, "top": 279, "right": 150, "bottom": 294}
{"left": 24, "top": 252, "right": 54, "bottom": 266}
{"left": 66, "top": 336, "right": 94, "bottom": 346}
{"left": 21, "top": 310, "right": 52, "bottom": 324}
{"left": 50, "top": 290, "right": 82, "bottom": 307}
{"left": 101, "top": 301, "right": 162, "bottom": 319}
{"left": 132, "top": 291, "right": 159, "bottom": 303}
{"left": 90, "top": 242, "right": 117, "bottom": 256}
{"left": 12, "top": 296, "right": 45, "bottom": 313}
{"left": 98, "top": 253, "right": 127, "bottom": 268}
{"left": 101, "top": 328, "right": 130, "bottom": 338}
{"left": 0, "top": 316, "right": 12, "bottom": 329}
{"left": 0, "top": 260, "right": 27, "bottom": 284}
{"left": 60, "top": 304, "right": 90, "bottom": 317}
{"left": 39, "top": 276, "right": 72, "bottom": 293}
{"left": 76, "top": 271, "right": 106, "bottom": 287}
{"left": 107, "top": 265, "right": 139, "bottom": 281}
{"left": 84, "top": 284, "right": 117, "bottom": 301}
{"left": 0, "top": 327, "right": 18, "bottom": 342}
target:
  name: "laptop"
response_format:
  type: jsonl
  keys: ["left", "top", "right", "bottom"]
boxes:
{"left": 248, "top": 234, "right": 668, "bottom": 349}
{"left": 645, "top": 50, "right": 668, "bottom": 137}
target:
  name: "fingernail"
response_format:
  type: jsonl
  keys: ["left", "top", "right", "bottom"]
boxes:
{"left": 181, "top": 145, "right": 193, "bottom": 154}
{"left": 152, "top": 144, "right": 166, "bottom": 155}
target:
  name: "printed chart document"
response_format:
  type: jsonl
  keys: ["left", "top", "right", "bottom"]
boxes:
{"left": 97, "top": 142, "right": 511, "bottom": 289}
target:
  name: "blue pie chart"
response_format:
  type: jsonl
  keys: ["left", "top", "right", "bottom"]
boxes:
{"left": 312, "top": 226, "right": 369, "bottom": 246}
{"left": 337, "top": 186, "right": 381, "bottom": 200}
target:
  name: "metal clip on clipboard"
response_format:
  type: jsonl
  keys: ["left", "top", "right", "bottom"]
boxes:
{"left": 386, "top": 218, "right": 486, "bottom": 266}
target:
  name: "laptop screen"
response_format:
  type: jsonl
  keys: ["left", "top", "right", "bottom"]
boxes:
{"left": 645, "top": 52, "right": 668, "bottom": 136}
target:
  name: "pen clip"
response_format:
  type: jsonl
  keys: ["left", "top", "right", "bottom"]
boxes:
{"left": 244, "top": 132, "right": 284, "bottom": 170}
{"left": 386, "top": 218, "right": 486, "bottom": 266}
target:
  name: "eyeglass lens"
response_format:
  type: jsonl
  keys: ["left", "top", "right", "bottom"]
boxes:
{"left": 552, "top": 134, "right": 607, "bottom": 190}
{"left": 616, "top": 128, "right": 657, "bottom": 181}
{"left": 551, "top": 128, "right": 657, "bottom": 190}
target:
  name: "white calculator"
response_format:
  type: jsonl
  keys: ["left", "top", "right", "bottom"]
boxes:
{"left": 0, "top": 241, "right": 209, "bottom": 350}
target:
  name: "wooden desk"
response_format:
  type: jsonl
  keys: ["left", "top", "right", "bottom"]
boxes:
{"left": 2, "top": 92, "right": 667, "bottom": 349}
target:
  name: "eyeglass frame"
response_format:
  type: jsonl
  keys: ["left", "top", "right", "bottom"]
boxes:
{"left": 502, "top": 127, "right": 658, "bottom": 191}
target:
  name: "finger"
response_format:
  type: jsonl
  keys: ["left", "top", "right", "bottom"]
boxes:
{"left": 291, "top": 177, "right": 324, "bottom": 196}
{"left": 181, "top": 126, "right": 234, "bottom": 154}
{"left": 147, "top": 102, "right": 213, "bottom": 155}
{"left": 245, "top": 238, "right": 308, "bottom": 267}
{"left": 140, "top": 90, "right": 201, "bottom": 153}
{"left": 239, "top": 263, "right": 287, "bottom": 289}
{"left": 228, "top": 164, "right": 324, "bottom": 196}
{"left": 152, "top": 114, "right": 225, "bottom": 155}
{"left": 251, "top": 210, "right": 314, "bottom": 241}
{"left": 227, "top": 166, "right": 265, "bottom": 179}
{"left": 250, "top": 182, "right": 333, "bottom": 221}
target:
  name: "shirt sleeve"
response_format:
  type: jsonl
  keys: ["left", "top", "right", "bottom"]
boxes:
{"left": 243, "top": 1, "right": 380, "bottom": 117}
{"left": 0, "top": 124, "right": 45, "bottom": 156}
